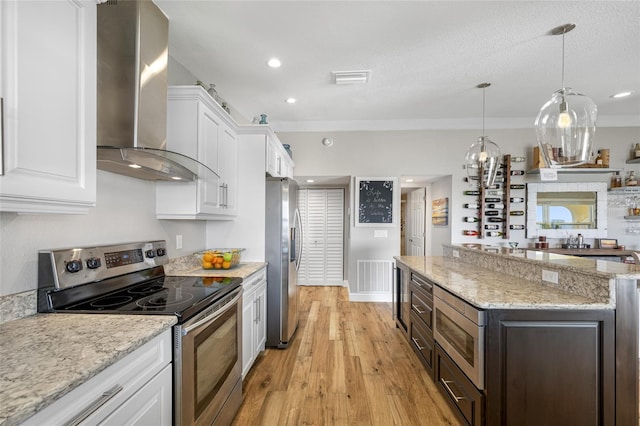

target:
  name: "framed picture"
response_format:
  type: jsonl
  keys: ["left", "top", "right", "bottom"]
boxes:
{"left": 432, "top": 197, "right": 449, "bottom": 226}
{"left": 355, "top": 177, "right": 396, "bottom": 227}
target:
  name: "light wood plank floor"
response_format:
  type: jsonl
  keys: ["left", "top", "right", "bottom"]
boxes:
{"left": 232, "top": 286, "right": 461, "bottom": 425}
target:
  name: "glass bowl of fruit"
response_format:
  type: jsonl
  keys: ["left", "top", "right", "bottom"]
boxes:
{"left": 196, "top": 249, "right": 244, "bottom": 270}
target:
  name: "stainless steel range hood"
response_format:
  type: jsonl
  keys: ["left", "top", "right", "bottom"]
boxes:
{"left": 96, "top": 0, "right": 215, "bottom": 182}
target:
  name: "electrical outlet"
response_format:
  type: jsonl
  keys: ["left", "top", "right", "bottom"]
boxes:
{"left": 542, "top": 269, "right": 559, "bottom": 284}
{"left": 452, "top": 249, "right": 460, "bottom": 258}
{"left": 176, "top": 234, "right": 183, "bottom": 250}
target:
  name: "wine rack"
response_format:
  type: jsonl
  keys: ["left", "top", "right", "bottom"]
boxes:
{"left": 462, "top": 154, "right": 526, "bottom": 239}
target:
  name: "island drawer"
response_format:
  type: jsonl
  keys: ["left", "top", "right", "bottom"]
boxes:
{"left": 410, "top": 285, "right": 433, "bottom": 331}
{"left": 410, "top": 311, "right": 435, "bottom": 378}
{"left": 435, "top": 343, "right": 484, "bottom": 426}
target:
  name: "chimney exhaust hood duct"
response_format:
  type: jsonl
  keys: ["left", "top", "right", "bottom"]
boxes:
{"left": 96, "top": 0, "right": 216, "bottom": 182}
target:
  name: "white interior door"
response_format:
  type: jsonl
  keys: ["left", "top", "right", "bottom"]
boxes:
{"left": 408, "top": 188, "right": 426, "bottom": 256}
{"left": 297, "top": 188, "right": 344, "bottom": 286}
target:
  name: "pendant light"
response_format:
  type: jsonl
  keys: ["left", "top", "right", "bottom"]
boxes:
{"left": 465, "top": 83, "right": 501, "bottom": 188}
{"left": 534, "top": 24, "right": 597, "bottom": 168}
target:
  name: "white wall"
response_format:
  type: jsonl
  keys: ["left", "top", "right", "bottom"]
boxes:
{"left": 430, "top": 176, "right": 453, "bottom": 256}
{"left": 0, "top": 171, "right": 207, "bottom": 296}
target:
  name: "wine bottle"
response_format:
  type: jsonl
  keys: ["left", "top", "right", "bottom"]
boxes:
{"left": 511, "top": 156, "right": 526, "bottom": 162}
{"left": 510, "top": 211, "right": 525, "bottom": 216}
{"left": 464, "top": 190, "right": 480, "bottom": 195}
{"left": 488, "top": 217, "right": 505, "bottom": 222}
{"left": 463, "top": 230, "right": 479, "bottom": 236}
{"left": 510, "top": 224, "right": 526, "bottom": 230}
{"left": 486, "top": 231, "right": 504, "bottom": 237}
{"left": 463, "top": 203, "right": 480, "bottom": 209}
{"left": 485, "top": 210, "right": 500, "bottom": 216}
{"left": 486, "top": 190, "right": 504, "bottom": 196}
{"left": 487, "top": 203, "right": 505, "bottom": 209}
{"left": 510, "top": 197, "right": 525, "bottom": 203}
{"left": 485, "top": 197, "right": 501, "bottom": 203}
{"left": 510, "top": 170, "right": 525, "bottom": 176}
{"left": 463, "top": 217, "right": 479, "bottom": 223}
{"left": 463, "top": 176, "right": 479, "bottom": 182}
{"left": 510, "top": 184, "right": 525, "bottom": 189}
{"left": 484, "top": 224, "right": 500, "bottom": 230}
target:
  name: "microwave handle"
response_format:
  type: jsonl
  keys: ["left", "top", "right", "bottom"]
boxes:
{"left": 182, "top": 288, "right": 242, "bottom": 336}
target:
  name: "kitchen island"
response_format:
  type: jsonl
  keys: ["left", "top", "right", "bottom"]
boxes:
{"left": 395, "top": 245, "right": 639, "bottom": 426}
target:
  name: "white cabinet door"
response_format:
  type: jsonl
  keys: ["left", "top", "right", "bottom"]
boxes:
{"left": 255, "top": 279, "right": 267, "bottom": 354}
{"left": 219, "top": 124, "right": 238, "bottom": 215}
{"left": 265, "top": 135, "right": 293, "bottom": 178}
{"left": 100, "top": 364, "right": 172, "bottom": 426}
{"left": 0, "top": 0, "right": 97, "bottom": 214}
{"left": 157, "top": 86, "right": 238, "bottom": 220}
{"left": 241, "top": 283, "right": 256, "bottom": 378}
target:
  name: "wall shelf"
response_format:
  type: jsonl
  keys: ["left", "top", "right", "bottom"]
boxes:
{"left": 626, "top": 158, "right": 640, "bottom": 164}
{"left": 527, "top": 168, "right": 621, "bottom": 175}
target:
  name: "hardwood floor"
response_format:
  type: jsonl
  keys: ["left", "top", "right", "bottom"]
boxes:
{"left": 232, "top": 286, "right": 461, "bottom": 425}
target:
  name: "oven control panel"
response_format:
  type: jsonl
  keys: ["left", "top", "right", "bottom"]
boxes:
{"left": 38, "top": 241, "right": 169, "bottom": 290}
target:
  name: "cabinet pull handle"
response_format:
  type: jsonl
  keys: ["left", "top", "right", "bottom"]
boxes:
{"left": 254, "top": 298, "right": 259, "bottom": 323}
{"left": 63, "top": 384, "right": 123, "bottom": 426}
{"left": 440, "top": 379, "right": 466, "bottom": 402}
{"left": 411, "top": 304, "right": 425, "bottom": 314}
{"left": 411, "top": 337, "right": 426, "bottom": 351}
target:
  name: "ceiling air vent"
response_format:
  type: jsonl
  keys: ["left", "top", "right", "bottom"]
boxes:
{"left": 332, "top": 70, "right": 371, "bottom": 85}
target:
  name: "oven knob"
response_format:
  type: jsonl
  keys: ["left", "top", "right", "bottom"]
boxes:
{"left": 145, "top": 249, "right": 156, "bottom": 258}
{"left": 86, "top": 257, "right": 101, "bottom": 269}
{"left": 156, "top": 248, "right": 166, "bottom": 257}
{"left": 65, "top": 260, "right": 82, "bottom": 273}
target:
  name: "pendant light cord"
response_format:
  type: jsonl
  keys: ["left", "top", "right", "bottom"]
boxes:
{"left": 482, "top": 86, "right": 486, "bottom": 137}
{"left": 561, "top": 31, "right": 565, "bottom": 89}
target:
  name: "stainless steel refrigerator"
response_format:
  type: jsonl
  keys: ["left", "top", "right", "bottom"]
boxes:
{"left": 265, "top": 177, "right": 302, "bottom": 348}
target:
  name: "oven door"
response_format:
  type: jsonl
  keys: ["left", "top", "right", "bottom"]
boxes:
{"left": 174, "top": 287, "right": 243, "bottom": 426}
{"left": 433, "top": 292, "right": 485, "bottom": 390}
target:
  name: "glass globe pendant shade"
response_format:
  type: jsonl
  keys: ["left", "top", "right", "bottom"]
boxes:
{"left": 535, "top": 88, "right": 597, "bottom": 167}
{"left": 465, "top": 136, "right": 501, "bottom": 188}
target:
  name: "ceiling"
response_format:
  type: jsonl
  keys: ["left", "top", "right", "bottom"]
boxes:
{"left": 155, "top": 1, "right": 640, "bottom": 133}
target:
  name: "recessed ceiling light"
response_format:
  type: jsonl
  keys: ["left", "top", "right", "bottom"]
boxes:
{"left": 405, "top": 178, "right": 414, "bottom": 183}
{"left": 611, "top": 91, "right": 633, "bottom": 99}
{"left": 128, "top": 163, "right": 142, "bottom": 169}
{"left": 306, "top": 179, "right": 315, "bottom": 183}
{"left": 285, "top": 98, "right": 296, "bottom": 104}
{"left": 171, "top": 176, "right": 182, "bottom": 180}
{"left": 267, "top": 58, "right": 281, "bottom": 68}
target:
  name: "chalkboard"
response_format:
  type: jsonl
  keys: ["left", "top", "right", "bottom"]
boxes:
{"left": 356, "top": 178, "right": 394, "bottom": 225}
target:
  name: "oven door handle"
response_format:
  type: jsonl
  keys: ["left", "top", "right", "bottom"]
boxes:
{"left": 182, "top": 288, "right": 242, "bottom": 336}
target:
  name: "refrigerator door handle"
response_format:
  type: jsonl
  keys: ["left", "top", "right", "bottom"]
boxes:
{"left": 294, "top": 208, "right": 303, "bottom": 271}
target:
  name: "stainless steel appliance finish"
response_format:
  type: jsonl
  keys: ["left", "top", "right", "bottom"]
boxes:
{"left": 96, "top": 1, "right": 214, "bottom": 182}
{"left": 37, "top": 241, "right": 243, "bottom": 426}
{"left": 433, "top": 286, "right": 486, "bottom": 390}
{"left": 265, "top": 177, "right": 302, "bottom": 348}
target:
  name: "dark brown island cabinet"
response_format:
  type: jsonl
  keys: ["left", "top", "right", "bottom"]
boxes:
{"left": 394, "top": 264, "right": 636, "bottom": 426}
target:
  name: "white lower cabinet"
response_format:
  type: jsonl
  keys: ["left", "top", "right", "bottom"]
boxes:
{"left": 22, "top": 330, "right": 172, "bottom": 426}
{"left": 242, "top": 267, "right": 267, "bottom": 378}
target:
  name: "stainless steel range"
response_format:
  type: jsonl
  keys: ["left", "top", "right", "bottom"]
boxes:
{"left": 37, "top": 240, "right": 243, "bottom": 426}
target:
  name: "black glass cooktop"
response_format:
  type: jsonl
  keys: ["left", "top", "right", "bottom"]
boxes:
{"left": 60, "top": 275, "right": 241, "bottom": 320}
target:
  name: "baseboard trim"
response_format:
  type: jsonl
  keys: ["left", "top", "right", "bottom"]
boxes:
{"left": 349, "top": 293, "right": 392, "bottom": 303}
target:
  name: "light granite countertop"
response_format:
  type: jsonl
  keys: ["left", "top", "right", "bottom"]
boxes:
{"left": 164, "top": 259, "right": 267, "bottom": 279}
{"left": 0, "top": 314, "right": 176, "bottom": 426}
{"left": 395, "top": 256, "right": 613, "bottom": 310}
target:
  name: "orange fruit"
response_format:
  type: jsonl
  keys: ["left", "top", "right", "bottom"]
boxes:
{"left": 203, "top": 252, "right": 214, "bottom": 262}
{"left": 202, "top": 261, "right": 213, "bottom": 269}
{"left": 222, "top": 261, "right": 232, "bottom": 269}
{"left": 215, "top": 257, "right": 224, "bottom": 264}
{"left": 214, "top": 263, "right": 222, "bottom": 269}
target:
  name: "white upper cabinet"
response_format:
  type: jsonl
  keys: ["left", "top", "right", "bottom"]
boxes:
{"left": 266, "top": 133, "right": 293, "bottom": 178}
{"left": 0, "top": 0, "right": 97, "bottom": 214}
{"left": 156, "top": 86, "right": 238, "bottom": 220}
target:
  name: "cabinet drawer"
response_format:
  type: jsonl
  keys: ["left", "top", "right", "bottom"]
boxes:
{"left": 409, "top": 311, "right": 435, "bottom": 377}
{"left": 410, "top": 272, "right": 433, "bottom": 296}
{"left": 435, "top": 344, "right": 484, "bottom": 426}
{"left": 410, "top": 287, "right": 433, "bottom": 330}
